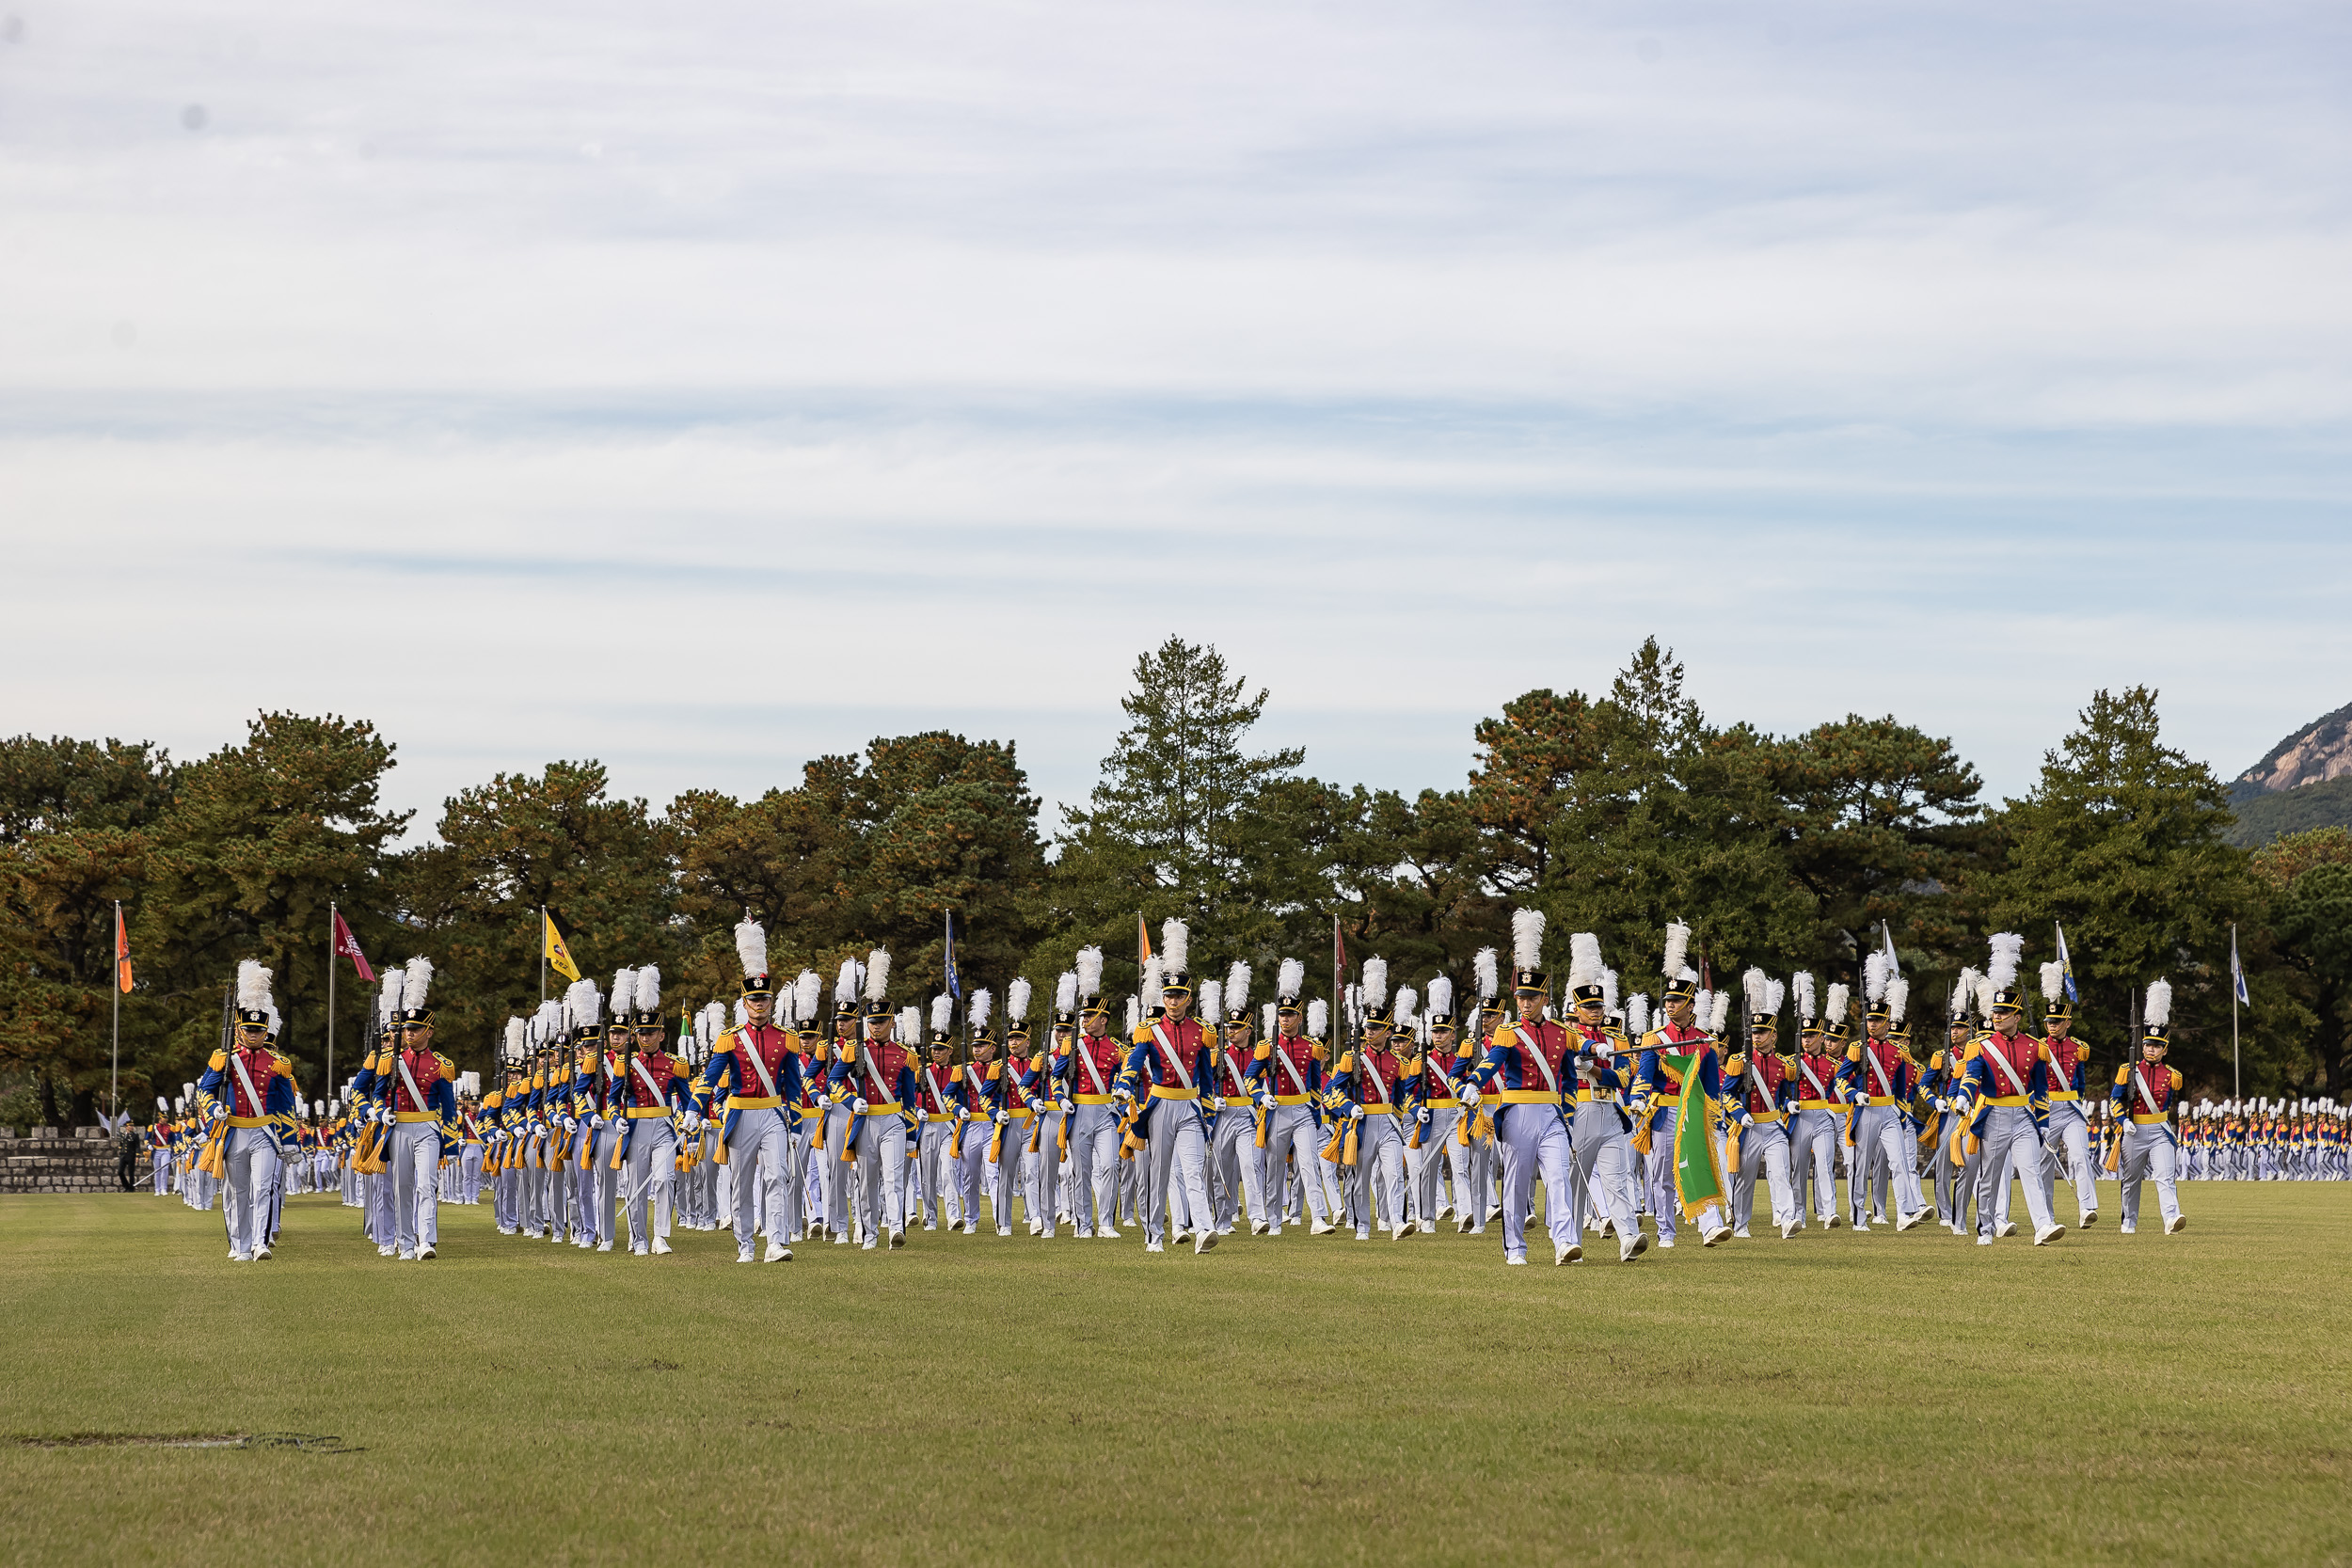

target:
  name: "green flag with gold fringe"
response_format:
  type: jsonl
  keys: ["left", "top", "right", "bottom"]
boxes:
{"left": 1663, "top": 1051, "right": 1727, "bottom": 1219}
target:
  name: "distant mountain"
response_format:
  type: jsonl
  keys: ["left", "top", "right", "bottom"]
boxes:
{"left": 2227, "top": 701, "right": 2352, "bottom": 848}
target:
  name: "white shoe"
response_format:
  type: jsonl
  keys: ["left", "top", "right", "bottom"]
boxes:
{"left": 738, "top": 1249, "right": 756, "bottom": 1263}
{"left": 1505, "top": 1255, "right": 1528, "bottom": 1265}
{"left": 1437, "top": 1203, "right": 1454, "bottom": 1222}
{"left": 2120, "top": 1223, "right": 2137, "bottom": 1234}
{"left": 1656, "top": 1236, "right": 1676, "bottom": 1249}
{"left": 419, "top": 1243, "right": 436, "bottom": 1259}
{"left": 1145, "top": 1241, "right": 1165, "bottom": 1253}
{"left": 228, "top": 1251, "right": 252, "bottom": 1263}
{"left": 1354, "top": 1230, "right": 1370, "bottom": 1242}
{"left": 889, "top": 1230, "right": 905, "bottom": 1249}
{"left": 377, "top": 1244, "right": 394, "bottom": 1258}
{"left": 996, "top": 1226, "right": 1012, "bottom": 1237}
{"left": 834, "top": 1232, "right": 850, "bottom": 1244}
{"left": 2166, "top": 1214, "right": 2187, "bottom": 1234}
{"left": 1779, "top": 1221, "right": 1799, "bottom": 1240}
{"left": 1998, "top": 1222, "right": 2019, "bottom": 1239}
{"left": 596, "top": 1240, "right": 612, "bottom": 1253}
{"left": 651, "top": 1239, "right": 672, "bottom": 1256}
{"left": 1555, "top": 1241, "right": 1581, "bottom": 1265}
{"left": 1701, "top": 1224, "right": 1730, "bottom": 1247}
{"left": 924, "top": 1222, "right": 937, "bottom": 1231}
{"left": 1027, "top": 1220, "right": 1041, "bottom": 1236}
{"left": 1174, "top": 1228, "right": 1194, "bottom": 1244}
{"left": 1855, "top": 1221, "right": 1872, "bottom": 1233}
{"left": 1195, "top": 1231, "right": 1218, "bottom": 1255}
{"left": 255, "top": 1244, "right": 273, "bottom": 1260}
{"left": 1977, "top": 1234, "right": 1994, "bottom": 1245}
{"left": 1621, "top": 1232, "right": 1649, "bottom": 1262}
{"left": 862, "top": 1238, "right": 878, "bottom": 1250}
{"left": 1099, "top": 1227, "right": 1121, "bottom": 1239}
{"left": 631, "top": 1243, "right": 648, "bottom": 1256}
{"left": 1826, "top": 1214, "right": 1841, "bottom": 1230}
{"left": 2033, "top": 1223, "right": 2065, "bottom": 1246}
{"left": 1897, "top": 1211, "right": 1926, "bottom": 1232}
{"left": 767, "top": 1241, "right": 793, "bottom": 1261}
{"left": 1732, "top": 1228, "right": 1751, "bottom": 1240}
{"left": 398, "top": 1250, "right": 418, "bottom": 1261}
{"left": 962, "top": 1223, "right": 978, "bottom": 1235}
{"left": 1250, "top": 1220, "right": 1269, "bottom": 1237}
{"left": 1311, "top": 1220, "right": 1337, "bottom": 1236}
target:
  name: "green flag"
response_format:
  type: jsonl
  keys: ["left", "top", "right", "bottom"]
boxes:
{"left": 1663, "top": 1052, "right": 1728, "bottom": 1219}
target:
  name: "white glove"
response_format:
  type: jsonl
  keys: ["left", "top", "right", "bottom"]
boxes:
{"left": 994, "top": 1109, "right": 1010, "bottom": 1125}
{"left": 915, "top": 1107, "right": 930, "bottom": 1124}
{"left": 1349, "top": 1103, "right": 1365, "bottom": 1122}
{"left": 1416, "top": 1106, "right": 1432, "bottom": 1125}
{"left": 1207, "top": 1096, "right": 1226, "bottom": 1115}
{"left": 1057, "top": 1096, "right": 1073, "bottom": 1116}
{"left": 1111, "top": 1085, "right": 1134, "bottom": 1104}
{"left": 1458, "top": 1083, "right": 1482, "bottom": 1108}
{"left": 850, "top": 1097, "right": 868, "bottom": 1116}
{"left": 1257, "top": 1090, "right": 1276, "bottom": 1111}
{"left": 1738, "top": 1112, "right": 1755, "bottom": 1129}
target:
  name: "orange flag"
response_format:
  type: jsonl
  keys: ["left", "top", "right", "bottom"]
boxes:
{"left": 115, "top": 904, "right": 133, "bottom": 994}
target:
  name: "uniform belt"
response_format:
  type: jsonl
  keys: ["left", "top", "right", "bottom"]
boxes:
{"left": 1272, "top": 1094, "right": 1312, "bottom": 1106}
{"left": 2046, "top": 1090, "right": 2078, "bottom": 1101}
{"left": 855, "top": 1101, "right": 902, "bottom": 1115}
{"left": 1424, "top": 1095, "right": 1460, "bottom": 1108}
{"left": 1075, "top": 1094, "right": 1117, "bottom": 1106}
{"left": 1004, "top": 1106, "right": 1032, "bottom": 1118}
{"left": 1797, "top": 1099, "right": 1840, "bottom": 1111}
{"left": 1986, "top": 1095, "right": 2030, "bottom": 1108}
{"left": 1862, "top": 1096, "right": 1897, "bottom": 1107}
{"left": 1745, "top": 1110, "right": 1786, "bottom": 1124}
{"left": 225, "top": 1115, "right": 276, "bottom": 1129}
{"left": 1496, "top": 1088, "right": 1561, "bottom": 1104}
{"left": 1149, "top": 1086, "right": 1199, "bottom": 1101}
{"left": 393, "top": 1111, "right": 437, "bottom": 1123}
{"left": 726, "top": 1095, "right": 783, "bottom": 1110}
{"left": 626, "top": 1106, "right": 672, "bottom": 1119}
{"left": 1356, "top": 1103, "right": 1396, "bottom": 1115}
{"left": 1574, "top": 1089, "right": 1613, "bottom": 1104}
{"left": 2130, "top": 1113, "right": 2169, "bottom": 1126}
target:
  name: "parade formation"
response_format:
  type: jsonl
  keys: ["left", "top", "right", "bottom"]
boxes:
{"left": 156, "top": 915, "right": 2348, "bottom": 1268}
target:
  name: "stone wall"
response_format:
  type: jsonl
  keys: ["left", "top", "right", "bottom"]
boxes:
{"left": 0, "top": 1128, "right": 138, "bottom": 1194}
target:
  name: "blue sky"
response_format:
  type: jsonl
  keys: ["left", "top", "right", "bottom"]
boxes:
{"left": 5, "top": 0, "right": 2348, "bottom": 836}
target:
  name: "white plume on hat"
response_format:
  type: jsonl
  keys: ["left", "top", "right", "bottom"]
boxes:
{"left": 1628, "top": 994, "right": 1651, "bottom": 1037}
{"left": 1160, "top": 919, "right": 1188, "bottom": 979}
{"left": 377, "top": 967, "right": 405, "bottom": 1021}
{"left": 864, "top": 949, "right": 891, "bottom": 1004}
{"left": 1278, "top": 957, "right": 1305, "bottom": 1002}
{"left": 1511, "top": 909, "right": 1545, "bottom": 971}
{"left": 970, "top": 988, "right": 992, "bottom": 1034}
{"left": 1226, "top": 960, "right": 1251, "bottom": 1018}
{"left": 2145, "top": 978, "right": 2172, "bottom": 1030}
{"left": 1307, "top": 997, "right": 1329, "bottom": 1038}
{"left": 704, "top": 1001, "right": 725, "bottom": 1041}
{"left": 735, "top": 919, "right": 768, "bottom": 979}
{"left": 931, "top": 993, "right": 954, "bottom": 1036}
{"left": 897, "top": 1005, "right": 920, "bottom": 1041}
{"left": 155, "top": 1095, "right": 168, "bottom": 1111}
{"left": 1826, "top": 982, "right": 1850, "bottom": 1026}
{"left": 566, "top": 978, "right": 600, "bottom": 1031}
{"left": 1661, "top": 920, "right": 1692, "bottom": 981}
{"left": 1395, "top": 981, "right": 1418, "bottom": 1021}
{"left": 1567, "top": 933, "right": 1604, "bottom": 993}
{"left": 1198, "top": 979, "right": 1223, "bottom": 1024}
{"left": 795, "top": 970, "right": 822, "bottom": 1024}
{"left": 2040, "top": 960, "right": 2066, "bottom": 1001}
{"left": 503, "top": 1017, "right": 525, "bottom": 1057}
{"left": 1261, "top": 1002, "right": 1277, "bottom": 1037}
{"left": 1767, "top": 977, "right": 1786, "bottom": 1015}
{"left": 1077, "top": 946, "right": 1104, "bottom": 999}
{"left": 534, "top": 1000, "right": 563, "bottom": 1044}
{"left": 1707, "top": 991, "right": 1733, "bottom": 1034}
{"left": 1124, "top": 997, "right": 1139, "bottom": 1035}
{"left": 1055, "top": 971, "right": 1078, "bottom": 1015}
{"left": 1864, "top": 951, "right": 1890, "bottom": 1006}
{"left": 1600, "top": 967, "right": 1619, "bottom": 1017}
{"left": 1008, "top": 978, "right": 1032, "bottom": 1024}
{"left": 1140, "top": 952, "right": 1162, "bottom": 999}
{"left": 1887, "top": 976, "right": 1910, "bottom": 1025}
{"left": 834, "top": 960, "right": 859, "bottom": 1011}
{"left": 1793, "top": 972, "right": 1817, "bottom": 1021}
{"left": 633, "top": 965, "right": 661, "bottom": 1016}
{"left": 612, "top": 967, "right": 635, "bottom": 1019}
{"left": 1473, "top": 947, "right": 1499, "bottom": 1003}
{"left": 1361, "top": 958, "right": 1388, "bottom": 1012}
{"left": 1975, "top": 973, "right": 1997, "bottom": 1019}
{"left": 1742, "top": 967, "right": 1770, "bottom": 1016}
{"left": 1950, "top": 967, "right": 1980, "bottom": 1022}
{"left": 1426, "top": 974, "right": 1453, "bottom": 1019}
{"left": 404, "top": 955, "right": 434, "bottom": 1009}
{"left": 1986, "top": 932, "right": 2024, "bottom": 991}
{"left": 236, "top": 959, "right": 273, "bottom": 1012}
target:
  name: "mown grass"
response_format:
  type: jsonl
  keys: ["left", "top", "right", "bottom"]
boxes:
{"left": 1, "top": 1181, "right": 2346, "bottom": 1565}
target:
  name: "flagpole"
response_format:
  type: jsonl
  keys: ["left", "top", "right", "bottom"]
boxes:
{"left": 539, "top": 904, "right": 548, "bottom": 1005}
{"left": 327, "top": 900, "right": 338, "bottom": 1101}
{"left": 110, "top": 900, "right": 121, "bottom": 1122}
{"left": 2232, "top": 922, "right": 2242, "bottom": 1101}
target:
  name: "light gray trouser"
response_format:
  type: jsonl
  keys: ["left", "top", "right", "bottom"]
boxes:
{"left": 593, "top": 1124, "right": 621, "bottom": 1241}
{"left": 622, "top": 1120, "right": 676, "bottom": 1248}
{"left": 461, "top": 1144, "right": 484, "bottom": 1203}
{"left": 1346, "top": 1112, "right": 1406, "bottom": 1233}
{"left": 1071, "top": 1104, "right": 1122, "bottom": 1232}
{"left": 851, "top": 1113, "right": 907, "bottom": 1240}
{"left": 728, "top": 1107, "right": 796, "bottom": 1245}
{"left": 1496, "top": 1103, "right": 1576, "bottom": 1262}
{"left": 368, "top": 1160, "right": 396, "bottom": 1243}
{"left": 951, "top": 1117, "right": 992, "bottom": 1226}
{"left": 2040, "top": 1101, "right": 2097, "bottom": 1220}
{"left": 821, "top": 1107, "right": 854, "bottom": 1235}
{"left": 1142, "top": 1098, "right": 1213, "bottom": 1245}
{"left": 1570, "top": 1101, "right": 1636, "bottom": 1236}
{"left": 152, "top": 1151, "right": 170, "bottom": 1195}
{"left": 1975, "top": 1107, "right": 2058, "bottom": 1236}
{"left": 571, "top": 1124, "right": 599, "bottom": 1237}
{"left": 1263, "top": 1104, "right": 1330, "bottom": 1233}
{"left": 2119, "top": 1124, "right": 2182, "bottom": 1229}
{"left": 1789, "top": 1110, "right": 1839, "bottom": 1222}
{"left": 1642, "top": 1107, "right": 1679, "bottom": 1241}
{"left": 917, "top": 1121, "right": 955, "bottom": 1224}
{"left": 1728, "top": 1119, "right": 1796, "bottom": 1231}
{"left": 988, "top": 1117, "right": 1027, "bottom": 1230}
{"left": 1031, "top": 1109, "right": 1065, "bottom": 1234}
{"left": 1210, "top": 1107, "right": 1267, "bottom": 1230}
{"left": 1415, "top": 1107, "right": 1474, "bottom": 1224}
{"left": 391, "top": 1122, "right": 440, "bottom": 1255}
{"left": 1854, "top": 1105, "right": 1925, "bottom": 1221}
{"left": 223, "top": 1129, "right": 279, "bottom": 1258}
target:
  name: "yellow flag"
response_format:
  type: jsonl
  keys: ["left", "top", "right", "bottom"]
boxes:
{"left": 543, "top": 911, "right": 582, "bottom": 983}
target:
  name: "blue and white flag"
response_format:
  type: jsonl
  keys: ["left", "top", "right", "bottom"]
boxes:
{"left": 2232, "top": 927, "right": 2249, "bottom": 1005}
{"left": 2055, "top": 923, "right": 2079, "bottom": 1004}
{"left": 944, "top": 910, "right": 961, "bottom": 1000}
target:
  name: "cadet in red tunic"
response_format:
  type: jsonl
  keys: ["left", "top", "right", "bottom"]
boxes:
{"left": 697, "top": 922, "right": 805, "bottom": 1263}
{"left": 2112, "top": 981, "right": 2187, "bottom": 1235}
{"left": 1204, "top": 963, "right": 1268, "bottom": 1237}
{"left": 614, "top": 965, "right": 691, "bottom": 1256}
{"left": 1458, "top": 911, "right": 1581, "bottom": 1266}
{"left": 1247, "top": 959, "right": 1335, "bottom": 1238}
{"left": 1324, "top": 960, "right": 1420, "bottom": 1242}
{"left": 2035, "top": 961, "right": 2100, "bottom": 1229}
{"left": 1958, "top": 936, "right": 2066, "bottom": 1247}
{"left": 195, "top": 959, "right": 299, "bottom": 1262}
{"left": 914, "top": 1013, "right": 961, "bottom": 1233}
{"left": 1840, "top": 956, "right": 1929, "bottom": 1232}
{"left": 1115, "top": 920, "right": 1216, "bottom": 1256}
{"left": 831, "top": 950, "right": 917, "bottom": 1251}
{"left": 1723, "top": 969, "right": 1800, "bottom": 1239}
{"left": 1787, "top": 975, "right": 1843, "bottom": 1230}
{"left": 1064, "top": 956, "right": 1128, "bottom": 1240}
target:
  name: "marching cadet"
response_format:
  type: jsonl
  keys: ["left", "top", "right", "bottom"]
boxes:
{"left": 1722, "top": 969, "right": 1800, "bottom": 1240}
{"left": 832, "top": 950, "right": 915, "bottom": 1251}
{"left": 697, "top": 921, "right": 804, "bottom": 1263}
{"left": 1205, "top": 965, "right": 1268, "bottom": 1237}
{"left": 1787, "top": 975, "right": 1843, "bottom": 1230}
{"left": 1247, "top": 959, "right": 1335, "bottom": 1238}
{"left": 1005, "top": 981, "right": 1063, "bottom": 1236}
{"left": 2036, "top": 961, "right": 2100, "bottom": 1229}
{"left": 1409, "top": 976, "right": 1477, "bottom": 1234}
{"left": 819, "top": 963, "right": 863, "bottom": 1244}
{"left": 1116, "top": 922, "right": 1218, "bottom": 1255}
{"left": 195, "top": 960, "right": 299, "bottom": 1263}
{"left": 1323, "top": 960, "right": 1419, "bottom": 1241}
{"left": 2111, "top": 980, "right": 2188, "bottom": 1235}
{"left": 612, "top": 965, "right": 690, "bottom": 1257}
{"left": 1956, "top": 934, "right": 2066, "bottom": 1247}
{"left": 1633, "top": 922, "right": 1733, "bottom": 1249}
{"left": 914, "top": 1000, "right": 961, "bottom": 1231}
{"left": 459, "top": 1083, "right": 486, "bottom": 1205}
{"left": 1842, "top": 954, "right": 1930, "bottom": 1232}
{"left": 149, "top": 1101, "right": 171, "bottom": 1195}
{"left": 566, "top": 999, "right": 606, "bottom": 1247}
{"left": 949, "top": 1015, "right": 1007, "bottom": 1234}
{"left": 1923, "top": 974, "right": 1979, "bottom": 1233}
{"left": 1457, "top": 910, "right": 1583, "bottom": 1266}
{"left": 1064, "top": 958, "right": 1127, "bottom": 1239}
{"left": 376, "top": 956, "right": 459, "bottom": 1261}
{"left": 1560, "top": 939, "right": 1641, "bottom": 1258}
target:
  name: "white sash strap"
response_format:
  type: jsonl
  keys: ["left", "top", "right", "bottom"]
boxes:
{"left": 1515, "top": 1026, "right": 1559, "bottom": 1095}
{"left": 1982, "top": 1040, "right": 2029, "bottom": 1098}
{"left": 740, "top": 1032, "right": 780, "bottom": 1100}
{"left": 631, "top": 1057, "right": 669, "bottom": 1107}
{"left": 1152, "top": 1022, "right": 1194, "bottom": 1090}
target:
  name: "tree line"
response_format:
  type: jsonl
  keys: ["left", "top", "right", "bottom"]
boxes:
{"left": 4, "top": 636, "right": 2346, "bottom": 1129}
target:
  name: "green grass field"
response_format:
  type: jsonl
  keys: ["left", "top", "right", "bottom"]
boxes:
{"left": 2, "top": 1181, "right": 2347, "bottom": 1565}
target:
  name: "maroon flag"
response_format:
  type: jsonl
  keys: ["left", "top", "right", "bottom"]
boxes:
{"left": 1333, "top": 913, "right": 1347, "bottom": 983}
{"left": 332, "top": 909, "right": 375, "bottom": 983}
